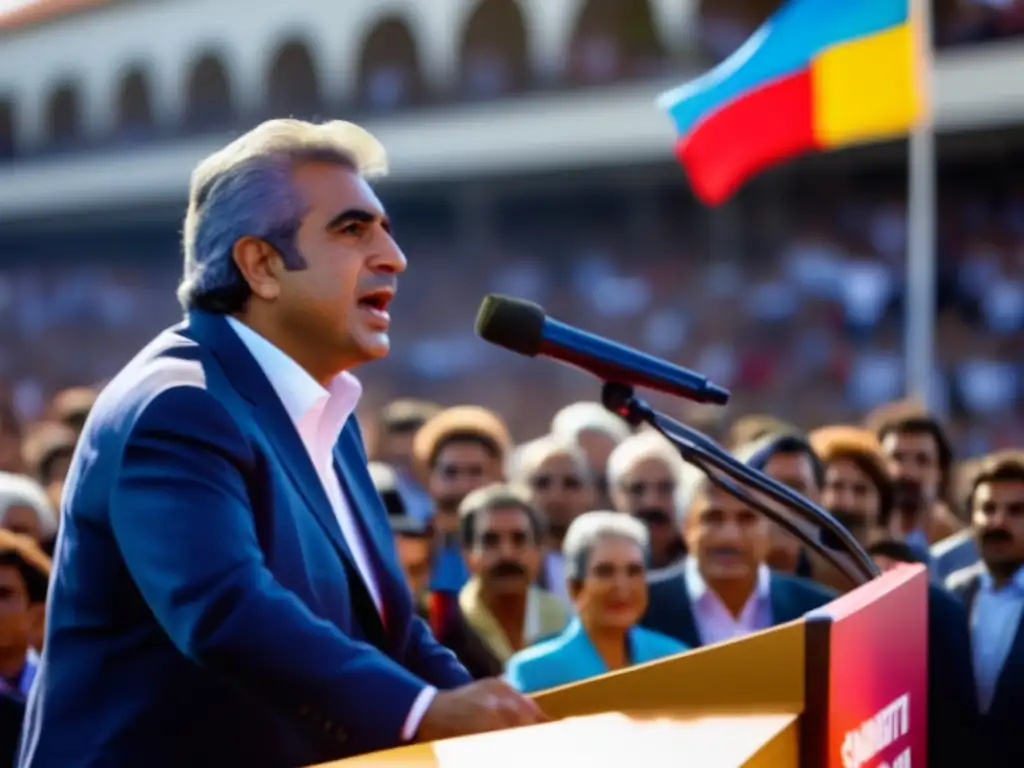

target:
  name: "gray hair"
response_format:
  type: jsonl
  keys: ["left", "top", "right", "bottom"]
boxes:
{"left": 550, "top": 402, "right": 632, "bottom": 444}
{"left": 508, "top": 434, "right": 591, "bottom": 485}
{"left": 0, "top": 472, "right": 58, "bottom": 539}
{"left": 178, "top": 119, "right": 389, "bottom": 313}
{"left": 457, "top": 482, "right": 545, "bottom": 549}
{"left": 606, "top": 431, "right": 701, "bottom": 525}
{"left": 563, "top": 511, "right": 649, "bottom": 581}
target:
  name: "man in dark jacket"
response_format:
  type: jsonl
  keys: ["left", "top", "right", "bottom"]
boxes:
{"left": 642, "top": 477, "right": 835, "bottom": 648}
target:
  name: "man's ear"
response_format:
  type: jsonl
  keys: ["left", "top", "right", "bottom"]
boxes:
{"left": 232, "top": 237, "right": 282, "bottom": 301}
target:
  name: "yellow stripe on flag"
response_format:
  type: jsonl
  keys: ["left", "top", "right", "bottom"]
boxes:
{"left": 810, "top": 22, "right": 923, "bottom": 148}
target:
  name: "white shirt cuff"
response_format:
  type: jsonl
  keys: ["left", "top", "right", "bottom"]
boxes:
{"left": 401, "top": 686, "right": 437, "bottom": 742}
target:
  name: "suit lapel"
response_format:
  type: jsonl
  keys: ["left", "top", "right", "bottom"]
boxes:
{"left": 769, "top": 576, "right": 794, "bottom": 624}
{"left": 674, "top": 570, "right": 703, "bottom": 647}
{"left": 990, "top": 590, "right": 1024, "bottom": 713}
{"left": 333, "top": 434, "right": 391, "bottom": 573}
{"left": 184, "top": 311, "right": 368, "bottom": 593}
{"left": 333, "top": 431, "right": 404, "bottom": 642}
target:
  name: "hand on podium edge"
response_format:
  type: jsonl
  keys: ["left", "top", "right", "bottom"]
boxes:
{"left": 414, "top": 678, "right": 549, "bottom": 742}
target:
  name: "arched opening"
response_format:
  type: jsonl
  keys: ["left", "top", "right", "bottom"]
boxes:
{"left": 0, "top": 99, "right": 14, "bottom": 160}
{"left": 567, "top": 0, "right": 666, "bottom": 85}
{"left": 266, "top": 39, "right": 321, "bottom": 119}
{"left": 184, "top": 52, "right": 234, "bottom": 133}
{"left": 115, "top": 66, "right": 154, "bottom": 139}
{"left": 357, "top": 17, "right": 427, "bottom": 111}
{"left": 697, "top": 0, "right": 777, "bottom": 61}
{"left": 458, "top": 0, "right": 530, "bottom": 99}
{"left": 45, "top": 81, "right": 82, "bottom": 149}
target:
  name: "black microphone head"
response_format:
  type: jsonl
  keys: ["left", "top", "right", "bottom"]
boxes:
{"left": 474, "top": 295, "right": 546, "bottom": 357}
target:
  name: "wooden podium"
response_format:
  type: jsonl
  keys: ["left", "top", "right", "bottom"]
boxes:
{"left": 319, "top": 565, "right": 928, "bottom": 768}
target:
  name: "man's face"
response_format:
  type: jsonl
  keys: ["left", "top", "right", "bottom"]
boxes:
{"left": 763, "top": 452, "right": 819, "bottom": 502}
{"left": 380, "top": 428, "right": 417, "bottom": 474}
{"left": 762, "top": 451, "right": 819, "bottom": 572}
{"left": 972, "top": 479, "right": 1024, "bottom": 581}
{"left": 0, "top": 506, "right": 43, "bottom": 543}
{"left": 466, "top": 505, "right": 540, "bottom": 597}
{"left": 576, "top": 429, "right": 618, "bottom": 506}
{"left": 0, "top": 565, "right": 34, "bottom": 655}
{"left": 822, "top": 459, "right": 881, "bottom": 546}
{"left": 685, "top": 485, "right": 770, "bottom": 584}
{"left": 249, "top": 161, "right": 407, "bottom": 368}
{"left": 613, "top": 457, "right": 679, "bottom": 566}
{"left": 526, "top": 452, "right": 592, "bottom": 539}
{"left": 881, "top": 431, "right": 940, "bottom": 514}
{"left": 395, "top": 535, "right": 432, "bottom": 600}
{"left": 428, "top": 440, "right": 503, "bottom": 518}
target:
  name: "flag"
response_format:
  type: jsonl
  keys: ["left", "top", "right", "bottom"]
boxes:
{"left": 659, "top": 0, "right": 927, "bottom": 206}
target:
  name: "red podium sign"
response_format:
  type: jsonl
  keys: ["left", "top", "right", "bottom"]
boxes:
{"left": 802, "top": 564, "right": 928, "bottom": 768}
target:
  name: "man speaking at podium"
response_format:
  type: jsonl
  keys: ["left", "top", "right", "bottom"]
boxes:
{"left": 18, "top": 120, "right": 545, "bottom": 768}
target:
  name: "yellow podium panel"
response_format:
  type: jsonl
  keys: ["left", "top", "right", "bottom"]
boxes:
{"left": 534, "top": 619, "right": 806, "bottom": 718}
{"left": 331, "top": 711, "right": 799, "bottom": 768}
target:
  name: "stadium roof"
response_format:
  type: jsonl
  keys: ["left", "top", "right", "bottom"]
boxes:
{"left": 0, "top": 0, "right": 113, "bottom": 31}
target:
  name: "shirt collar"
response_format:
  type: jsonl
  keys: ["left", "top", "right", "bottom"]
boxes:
{"left": 979, "top": 563, "right": 1024, "bottom": 595}
{"left": 226, "top": 317, "right": 362, "bottom": 442}
{"left": 685, "top": 555, "right": 771, "bottom": 603}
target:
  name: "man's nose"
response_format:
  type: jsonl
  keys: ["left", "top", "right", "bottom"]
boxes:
{"left": 497, "top": 538, "right": 520, "bottom": 559}
{"left": 640, "top": 489, "right": 660, "bottom": 507}
{"left": 376, "top": 239, "right": 408, "bottom": 274}
{"left": 716, "top": 520, "right": 744, "bottom": 542}
{"left": 987, "top": 508, "right": 1012, "bottom": 529}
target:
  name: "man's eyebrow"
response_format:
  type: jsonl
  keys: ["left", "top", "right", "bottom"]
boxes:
{"left": 325, "top": 208, "right": 388, "bottom": 230}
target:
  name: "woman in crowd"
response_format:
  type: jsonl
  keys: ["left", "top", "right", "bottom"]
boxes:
{"left": 505, "top": 511, "right": 688, "bottom": 693}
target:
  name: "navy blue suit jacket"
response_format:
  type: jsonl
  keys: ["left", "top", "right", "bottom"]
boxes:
{"left": 924, "top": 582, "right": 979, "bottom": 768}
{"left": 18, "top": 311, "right": 471, "bottom": 768}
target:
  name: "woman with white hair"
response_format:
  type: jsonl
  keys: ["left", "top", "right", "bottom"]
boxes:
{"left": 505, "top": 511, "right": 688, "bottom": 693}
{"left": 0, "top": 472, "right": 58, "bottom": 546}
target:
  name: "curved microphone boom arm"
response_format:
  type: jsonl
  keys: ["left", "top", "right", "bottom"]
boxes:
{"left": 601, "top": 382, "right": 880, "bottom": 586}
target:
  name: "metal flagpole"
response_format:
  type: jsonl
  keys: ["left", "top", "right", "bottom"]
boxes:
{"left": 905, "top": 0, "right": 937, "bottom": 408}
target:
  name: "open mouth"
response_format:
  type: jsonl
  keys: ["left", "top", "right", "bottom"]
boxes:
{"left": 358, "top": 290, "right": 393, "bottom": 315}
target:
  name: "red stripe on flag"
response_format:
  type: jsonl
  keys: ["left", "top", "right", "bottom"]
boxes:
{"left": 677, "top": 69, "right": 822, "bottom": 206}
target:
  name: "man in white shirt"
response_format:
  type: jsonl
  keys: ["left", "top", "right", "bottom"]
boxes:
{"left": 20, "top": 119, "right": 543, "bottom": 768}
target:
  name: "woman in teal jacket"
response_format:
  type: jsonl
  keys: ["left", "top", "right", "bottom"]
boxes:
{"left": 506, "top": 511, "right": 688, "bottom": 693}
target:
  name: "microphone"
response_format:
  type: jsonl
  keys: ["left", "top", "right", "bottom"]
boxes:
{"left": 475, "top": 295, "right": 730, "bottom": 405}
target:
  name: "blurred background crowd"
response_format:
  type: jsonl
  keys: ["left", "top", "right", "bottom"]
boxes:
{"left": 1, "top": 0, "right": 1024, "bottom": 765}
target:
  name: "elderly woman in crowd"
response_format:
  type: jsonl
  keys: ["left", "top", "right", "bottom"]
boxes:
{"left": 505, "top": 511, "right": 688, "bottom": 693}
{"left": 0, "top": 473, "right": 58, "bottom": 550}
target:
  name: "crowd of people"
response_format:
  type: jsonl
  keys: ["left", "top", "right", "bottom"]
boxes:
{"left": 0, "top": 375, "right": 1021, "bottom": 765}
